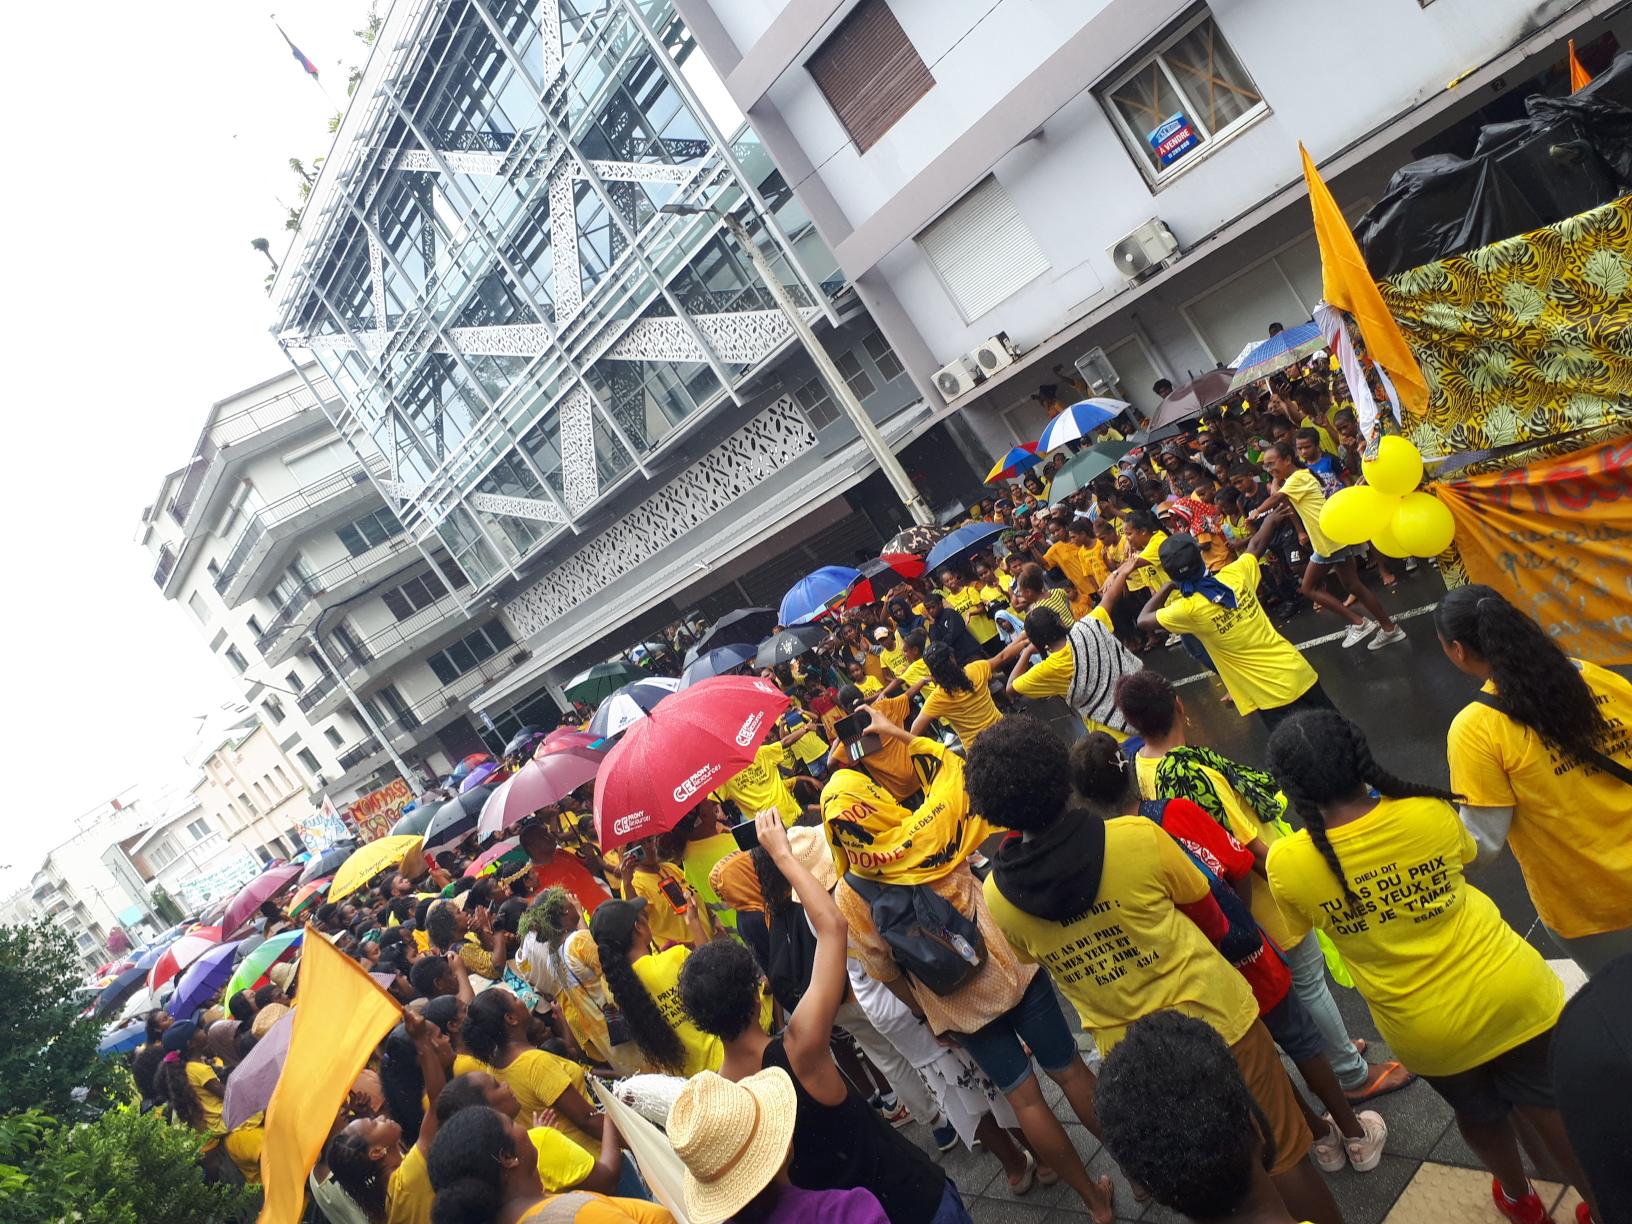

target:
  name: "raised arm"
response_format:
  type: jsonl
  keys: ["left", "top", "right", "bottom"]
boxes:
{"left": 1243, "top": 503, "right": 1294, "bottom": 558}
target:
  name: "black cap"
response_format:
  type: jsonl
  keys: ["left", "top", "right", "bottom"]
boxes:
{"left": 1158, "top": 533, "right": 1207, "bottom": 582}
{"left": 589, "top": 897, "right": 647, "bottom": 946}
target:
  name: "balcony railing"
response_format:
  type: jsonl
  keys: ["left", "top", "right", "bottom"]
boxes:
{"left": 214, "top": 457, "right": 388, "bottom": 595}
{"left": 152, "top": 544, "right": 178, "bottom": 590}
{"left": 328, "top": 592, "right": 468, "bottom": 681}
{"left": 254, "top": 534, "right": 416, "bottom": 655}
{"left": 295, "top": 672, "right": 341, "bottom": 715}
{"left": 337, "top": 737, "right": 384, "bottom": 772}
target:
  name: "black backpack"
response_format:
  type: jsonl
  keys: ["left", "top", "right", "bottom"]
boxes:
{"left": 844, "top": 874, "right": 986, "bottom": 996}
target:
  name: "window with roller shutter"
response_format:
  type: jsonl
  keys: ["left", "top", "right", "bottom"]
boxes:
{"left": 916, "top": 175, "right": 1050, "bottom": 323}
{"left": 808, "top": 0, "right": 933, "bottom": 153}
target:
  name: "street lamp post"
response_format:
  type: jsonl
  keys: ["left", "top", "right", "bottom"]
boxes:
{"left": 660, "top": 203, "right": 936, "bottom": 527}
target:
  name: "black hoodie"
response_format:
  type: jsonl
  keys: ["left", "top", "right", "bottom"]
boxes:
{"left": 990, "top": 807, "right": 1108, "bottom": 923}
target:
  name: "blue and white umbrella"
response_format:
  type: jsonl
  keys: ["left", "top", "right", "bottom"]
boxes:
{"left": 779, "top": 566, "right": 862, "bottom": 626}
{"left": 589, "top": 677, "right": 681, "bottom": 738}
{"left": 1037, "top": 398, "right": 1130, "bottom": 452}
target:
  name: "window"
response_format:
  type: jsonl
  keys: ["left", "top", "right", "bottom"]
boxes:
{"left": 252, "top": 780, "right": 268, "bottom": 805}
{"left": 297, "top": 748, "right": 321, "bottom": 773}
{"left": 223, "top": 645, "right": 248, "bottom": 674}
{"left": 917, "top": 176, "right": 1050, "bottom": 322}
{"left": 76, "top": 931, "right": 96, "bottom": 951}
{"left": 284, "top": 438, "right": 353, "bottom": 485}
{"left": 863, "top": 331, "right": 905, "bottom": 381}
{"left": 808, "top": 0, "right": 933, "bottom": 152}
{"left": 336, "top": 507, "right": 404, "bottom": 557}
{"left": 187, "top": 591, "right": 210, "bottom": 624}
{"left": 792, "top": 377, "right": 839, "bottom": 430}
{"left": 245, "top": 615, "right": 264, "bottom": 637}
{"left": 237, "top": 794, "right": 253, "bottom": 819}
{"left": 1101, "top": 11, "right": 1266, "bottom": 183}
{"left": 149, "top": 839, "right": 177, "bottom": 870}
{"left": 835, "top": 351, "right": 876, "bottom": 401}
{"left": 425, "top": 621, "right": 515, "bottom": 685}
{"left": 275, "top": 765, "right": 292, "bottom": 789}
{"left": 324, "top": 727, "right": 344, "bottom": 748}
{"left": 381, "top": 570, "right": 450, "bottom": 621}
{"left": 187, "top": 818, "right": 208, "bottom": 841}
{"left": 264, "top": 695, "right": 285, "bottom": 725}
{"left": 206, "top": 559, "right": 222, "bottom": 582}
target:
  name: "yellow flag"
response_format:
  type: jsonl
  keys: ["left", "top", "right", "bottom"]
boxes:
{"left": 1299, "top": 143, "right": 1428, "bottom": 416}
{"left": 1569, "top": 40, "right": 1593, "bottom": 93}
{"left": 258, "top": 928, "right": 402, "bottom": 1224}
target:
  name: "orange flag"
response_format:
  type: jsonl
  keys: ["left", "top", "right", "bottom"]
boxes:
{"left": 257, "top": 928, "right": 402, "bottom": 1224}
{"left": 1300, "top": 143, "right": 1428, "bottom": 417}
{"left": 1569, "top": 39, "right": 1593, "bottom": 92}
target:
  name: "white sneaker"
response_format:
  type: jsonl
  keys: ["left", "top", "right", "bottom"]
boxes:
{"left": 1404, "top": 558, "right": 1420, "bottom": 572}
{"left": 1368, "top": 626, "right": 1407, "bottom": 650}
{"left": 1312, "top": 1115, "right": 1346, "bottom": 1173}
{"left": 1345, "top": 1110, "right": 1388, "bottom": 1172}
{"left": 1341, "top": 618, "right": 1378, "bottom": 648}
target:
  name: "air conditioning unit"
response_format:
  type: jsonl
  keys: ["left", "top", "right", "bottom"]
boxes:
{"left": 1074, "top": 346, "right": 1120, "bottom": 397}
{"left": 970, "top": 332, "right": 1022, "bottom": 377}
{"left": 1109, "top": 218, "right": 1180, "bottom": 283}
{"left": 934, "top": 355, "right": 983, "bottom": 401}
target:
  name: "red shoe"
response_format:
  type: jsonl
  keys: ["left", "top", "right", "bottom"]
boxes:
{"left": 1491, "top": 1179, "right": 1547, "bottom": 1224}
{"left": 1576, "top": 1202, "right": 1595, "bottom": 1223}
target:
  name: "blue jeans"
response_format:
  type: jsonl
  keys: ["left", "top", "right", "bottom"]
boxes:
{"left": 933, "top": 1176, "right": 974, "bottom": 1223}
{"left": 1286, "top": 932, "right": 1368, "bottom": 1090}
{"left": 950, "top": 970, "right": 1080, "bottom": 1094}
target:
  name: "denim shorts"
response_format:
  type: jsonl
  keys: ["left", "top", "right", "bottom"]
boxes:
{"left": 949, "top": 971, "right": 1080, "bottom": 1094}
{"left": 1261, "top": 989, "right": 1326, "bottom": 1062}
{"left": 1310, "top": 542, "right": 1368, "bottom": 565}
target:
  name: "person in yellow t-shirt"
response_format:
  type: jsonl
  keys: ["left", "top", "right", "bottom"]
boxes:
{"left": 968, "top": 719, "right": 1339, "bottom": 1224}
{"left": 1251, "top": 444, "right": 1402, "bottom": 649}
{"left": 1066, "top": 519, "right": 1110, "bottom": 589}
{"left": 974, "top": 556, "right": 1013, "bottom": 602}
{"left": 158, "top": 1022, "right": 228, "bottom": 1144}
{"left": 1042, "top": 523, "right": 1098, "bottom": 618}
{"left": 845, "top": 659, "right": 884, "bottom": 698}
{"left": 938, "top": 567, "right": 1001, "bottom": 652}
{"left": 712, "top": 739, "right": 802, "bottom": 824}
{"left": 434, "top": 1069, "right": 630, "bottom": 1194}
{"left": 873, "top": 624, "right": 908, "bottom": 678}
{"left": 911, "top": 638, "right": 1028, "bottom": 750}
{"left": 623, "top": 843, "right": 714, "bottom": 949}
{"left": 1263, "top": 709, "right": 1595, "bottom": 1219}
{"left": 1436, "top": 585, "right": 1632, "bottom": 974}
{"left": 1142, "top": 517, "right": 1325, "bottom": 727}
{"left": 828, "top": 690, "right": 922, "bottom": 803}
{"left": 1007, "top": 559, "right": 1139, "bottom": 742}
{"left": 592, "top": 898, "right": 724, "bottom": 1078}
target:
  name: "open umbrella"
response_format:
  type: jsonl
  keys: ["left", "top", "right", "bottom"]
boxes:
{"left": 563, "top": 660, "right": 646, "bottom": 706}
{"left": 754, "top": 624, "right": 828, "bottom": 669}
{"left": 223, "top": 929, "right": 304, "bottom": 1003}
{"left": 925, "top": 522, "right": 1008, "bottom": 576}
{"left": 147, "top": 933, "right": 220, "bottom": 993}
{"left": 1037, "top": 399, "right": 1130, "bottom": 452}
{"left": 779, "top": 567, "right": 862, "bottom": 626}
{"left": 299, "top": 844, "right": 355, "bottom": 885}
{"left": 476, "top": 739, "right": 605, "bottom": 840}
{"left": 287, "top": 878, "right": 331, "bottom": 919}
{"left": 1226, "top": 320, "right": 1324, "bottom": 391}
{"left": 460, "top": 760, "right": 503, "bottom": 792}
{"left": 93, "top": 965, "right": 150, "bottom": 1020}
{"left": 594, "top": 676, "right": 790, "bottom": 850}
{"left": 221, "top": 863, "right": 303, "bottom": 936}
{"left": 589, "top": 677, "right": 680, "bottom": 739}
{"left": 168, "top": 940, "right": 244, "bottom": 1017}
{"left": 390, "top": 805, "right": 436, "bottom": 837}
{"left": 1130, "top": 419, "right": 1191, "bottom": 449}
{"left": 1046, "top": 442, "right": 1135, "bottom": 504}
{"left": 423, "top": 787, "right": 494, "bottom": 854}
{"left": 842, "top": 555, "right": 924, "bottom": 608}
{"left": 98, "top": 1019, "right": 145, "bottom": 1058}
{"left": 116, "top": 986, "right": 161, "bottom": 1025}
{"left": 330, "top": 835, "right": 424, "bottom": 902}
{"left": 679, "top": 644, "right": 757, "bottom": 688}
{"left": 223, "top": 1005, "right": 294, "bottom": 1130}
{"left": 985, "top": 442, "right": 1043, "bottom": 483}
{"left": 881, "top": 525, "right": 944, "bottom": 559}
{"left": 464, "top": 837, "right": 524, "bottom": 878}
{"left": 1144, "top": 370, "right": 1237, "bottom": 432}
{"left": 687, "top": 608, "right": 778, "bottom": 662}
{"left": 503, "top": 727, "right": 547, "bottom": 761}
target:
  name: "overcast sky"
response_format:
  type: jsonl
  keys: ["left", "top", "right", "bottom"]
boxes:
{"left": 0, "top": 0, "right": 374, "bottom": 892}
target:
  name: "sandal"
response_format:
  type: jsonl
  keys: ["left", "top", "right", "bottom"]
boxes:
{"left": 1007, "top": 1151, "right": 1037, "bottom": 1196}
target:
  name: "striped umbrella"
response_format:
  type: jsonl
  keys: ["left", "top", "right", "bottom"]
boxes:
{"left": 223, "top": 929, "right": 304, "bottom": 1002}
{"left": 985, "top": 443, "right": 1043, "bottom": 483}
{"left": 287, "top": 878, "right": 331, "bottom": 918}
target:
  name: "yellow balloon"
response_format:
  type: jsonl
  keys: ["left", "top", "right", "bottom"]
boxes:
{"left": 1362, "top": 435, "right": 1424, "bottom": 497}
{"left": 1390, "top": 491, "right": 1455, "bottom": 556}
{"left": 1372, "top": 519, "right": 1409, "bottom": 558}
{"left": 1319, "top": 485, "right": 1397, "bottom": 546}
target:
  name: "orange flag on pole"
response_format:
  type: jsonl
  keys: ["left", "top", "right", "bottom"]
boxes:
{"left": 1568, "top": 39, "right": 1593, "bottom": 93}
{"left": 1299, "top": 143, "right": 1429, "bottom": 417}
{"left": 257, "top": 929, "right": 402, "bottom": 1224}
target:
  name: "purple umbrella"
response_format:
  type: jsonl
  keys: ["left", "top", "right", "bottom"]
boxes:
{"left": 222, "top": 1005, "right": 294, "bottom": 1131}
{"left": 221, "top": 862, "right": 303, "bottom": 936}
{"left": 166, "top": 940, "right": 244, "bottom": 1018}
{"left": 460, "top": 761, "right": 502, "bottom": 792}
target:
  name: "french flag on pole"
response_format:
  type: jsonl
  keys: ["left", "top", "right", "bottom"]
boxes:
{"left": 276, "top": 22, "right": 320, "bottom": 78}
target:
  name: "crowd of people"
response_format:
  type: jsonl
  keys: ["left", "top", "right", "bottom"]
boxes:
{"left": 116, "top": 360, "right": 1632, "bottom": 1224}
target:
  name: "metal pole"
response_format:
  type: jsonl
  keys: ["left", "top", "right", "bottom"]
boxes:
{"left": 716, "top": 211, "right": 935, "bottom": 525}
{"left": 305, "top": 625, "right": 421, "bottom": 790}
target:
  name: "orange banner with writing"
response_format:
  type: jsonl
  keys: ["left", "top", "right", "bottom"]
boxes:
{"left": 1438, "top": 437, "right": 1632, "bottom": 664}
{"left": 346, "top": 777, "right": 414, "bottom": 843}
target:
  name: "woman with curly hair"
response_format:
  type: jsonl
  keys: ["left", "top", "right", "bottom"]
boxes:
{"left": 1264, "top": 710, "right": 1598, "bottom": 1224}
{"left": 459, "top": 988, "right": 605, "bottom": 1156}
{"left": 517, "top": 888, "right": 642, "bottom": 1075}
{"left": 1436, "top": 583, "right": 1632, "bottom": 974}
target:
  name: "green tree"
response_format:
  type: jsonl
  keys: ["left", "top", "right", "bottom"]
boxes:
{"left": 0, "top": 921, "right": 128, "bottom": 1120}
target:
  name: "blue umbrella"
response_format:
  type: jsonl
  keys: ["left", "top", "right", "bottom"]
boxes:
{"left": 679, "top": 643, "right": 757, "bottom": 688}
{"left": 168, "top": 940, "right": 244, "bottom": 1018}
{"left": 779, "top": 566, "right": 861, "bottom": 626}
{"left": 925, "top": 522, "right": 1009, "bottom": 577}
{"left": 1227, "top": 321, "right": 1324, "bottom": 390}
{"left": 98, "top": 1019, "right": 145, "bottom": 1057}
{"left": 1037, "top": 399, "right": 1129, "bottom": 452}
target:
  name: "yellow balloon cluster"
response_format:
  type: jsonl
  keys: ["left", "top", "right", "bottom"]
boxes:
{"left": 1317, "top": 436, "right": 1456, "bottom": 557}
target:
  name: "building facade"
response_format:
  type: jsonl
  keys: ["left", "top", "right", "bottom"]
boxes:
{"left": 269, "top": 0, "right": 987, "bottom": 728}
{"left": 107, "top": 796, "right": 261, "bottom": 917}
{"left": 672, "top": 0, "right": 1627, "bottom": 456}
{"left": 191, "top": 718, "right": 322, "bottom": 867}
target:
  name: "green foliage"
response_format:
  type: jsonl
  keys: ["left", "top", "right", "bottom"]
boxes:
{"left": 1, "top": 1107, "right": 256, "bottom": 1224}
{"left": 0, "top": 1110, "right": 53, "bottom": 1199}
{"left": 0, "top": 922, "right": 128, "bottom": 1120}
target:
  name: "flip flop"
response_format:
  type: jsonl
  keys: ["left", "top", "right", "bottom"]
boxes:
{"left": 1345, "top": 1060, "right": 1416, "bottom": 1103}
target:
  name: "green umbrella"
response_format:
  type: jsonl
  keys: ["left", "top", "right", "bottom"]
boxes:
{"left": 223, "top": 929, "right": 303, "bottom": 1002}
{"left": 1048, "top": 442, "right": 1135, "bottom": 504}
{"left": 562, "top": 660, "right": 644, "bottom": 706}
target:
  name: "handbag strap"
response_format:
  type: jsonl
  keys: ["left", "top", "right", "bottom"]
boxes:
{"left": 1471, "top": 692, "right": 1632, "bottom": 787}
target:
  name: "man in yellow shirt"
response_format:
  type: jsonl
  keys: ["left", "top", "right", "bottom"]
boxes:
{"left": 1042, "top": 522, "right": 1098, "bottom": 618}
{"left": 1007, "top": 558, "right": 1139, "bottom": 740}
{"left": 937, "top": 567, "right": 1001, "bottom": 654}
{"left": 712, "top": 739, "right": 803, "bottom": 824}
{"left": 1251, "top": 443, "right": 1403, "bottom": 650}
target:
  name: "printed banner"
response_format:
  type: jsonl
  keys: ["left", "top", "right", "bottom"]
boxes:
{"left": 295, "top": 796, "right": 351, "bottom": 854}
{"left": 346, "top": 778, "right": 415, "bottom": 843}
{"left": 1438, "top": 436, "right": 1632, "bottom": 664}
{"left": 1148, "top": 113, "right": 1200, "bottom": 167}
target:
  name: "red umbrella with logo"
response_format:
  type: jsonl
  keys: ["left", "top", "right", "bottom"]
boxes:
{"left": 593, "top": 676, "right": 790, "bottom": 850}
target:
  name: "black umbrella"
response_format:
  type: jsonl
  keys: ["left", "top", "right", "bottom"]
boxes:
{"left": 754, "top": 624, "right": 828, "bottom": 669}
{"left": 93, "top": 965, "right": 149, "bottom": 1020}
{"left": 680, "top": 643, "right": 757, "bottom": 688}
{"left": 423, "top": 785, "right": 495, "bottom": 853}
{"left": 881, "top": 524, "right": 945, "bottom": 558}
{"left": 1130, "top": 419, "right": 1190, "bottom": 449}
{"left": 298, "top": 844, "right": 356, "bottom": 885}
{"left": 688, "top": 608, "right": 778, "bottom": 663}
{"left": 390, "top": 806, "right": 436, "bottom": 838}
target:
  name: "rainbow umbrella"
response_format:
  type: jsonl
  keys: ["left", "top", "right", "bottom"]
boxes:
{"left": 464, "top": 837, "right": 523, "bottom": 878}
{"left": 287, "top": 878, "right": 331, "bottom": 918}
{"left": 223, "top": 929, "right": 304, "bottom": 1002}
{"left": 985, "top": 442, "right": 1042, "bottom": 483}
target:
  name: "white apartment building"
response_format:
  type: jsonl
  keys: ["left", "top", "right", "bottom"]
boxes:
{"left": 190, "top": 716, "right": 322, "bottom": 867}
{"left": 673, "top": 0, "right": 1629, "bottom": 455}
{"left": 138, "top": 367, "right": 536, "bottom": 810}
{"left": 107, "top": 794, "right": 261, "bottom": 917}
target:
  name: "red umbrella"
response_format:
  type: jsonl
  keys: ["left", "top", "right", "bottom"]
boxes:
{"left": 594, "top": 676, "right": 789, "bottom": 850}
{"left": 287, "top": 878, "right": 331, "bottom": 918}
{"left": 464, "top": 837, "right": 522, "bottom": 877}
{"left": 146, "top": 932, "right": 220, "bottom": 993}
{"left": 477, "top": 738, "right": 607, "bottom": 840}
{"left": 220, "top": 863, "right": 303, "bottom": 936}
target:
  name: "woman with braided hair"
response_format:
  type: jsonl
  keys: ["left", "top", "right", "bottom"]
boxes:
{"left": 1436, "top": 584, "right": 1632, "bottom": 975}
{"left": 1264, "top": 710, "right": 1600, "bottom": 1224}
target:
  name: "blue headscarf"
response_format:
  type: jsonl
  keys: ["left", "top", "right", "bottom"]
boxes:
{"left": 1159, "top": 534, "right": 1237, "bottom": 609}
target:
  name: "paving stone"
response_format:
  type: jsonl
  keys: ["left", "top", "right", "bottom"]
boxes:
{"left": 968, "top": 1197, "right": 1056, "bottom": 1224}
{"left": 1381, "top": 1160, "right": 1564, "bottom": 1223}
{"left": 1316, "top": 1151, "right": 1420, "bottom": 1224}
{"left": 1358, "top": 1074, "right": 1455, "bottom": 1160}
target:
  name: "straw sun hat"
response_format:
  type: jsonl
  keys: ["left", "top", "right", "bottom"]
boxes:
{"left": 668, "top": 1068, "right": 798, "bottom": 1224}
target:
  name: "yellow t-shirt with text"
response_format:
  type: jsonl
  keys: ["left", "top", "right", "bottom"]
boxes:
{"left": 1446, "top": 661, "right": 1632, "bottom": 939}
{"left": 944, "top": 585, "right": 998, "bottom": 644}
{"left": 626, "top": 945, "right": 723, "bottom": 1078}
{"left": 1266, "top": 796, "right": 1563, "bottom": 1076}
{"left": 628, "top": 863, "right": 710, "bottom": 948}
{"left": 713, "top": 742, "right": 800, "bottom": 823}
{"left": 920, "top": 659, "right": 1000, "bottom": 749}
